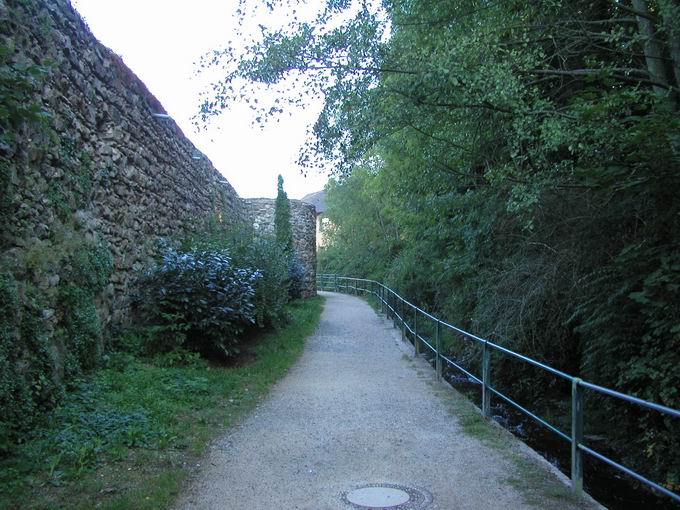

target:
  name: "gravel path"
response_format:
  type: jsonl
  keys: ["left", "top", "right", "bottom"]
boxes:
{"left": 178, "top": 292, "right": 600, "bottom": 510}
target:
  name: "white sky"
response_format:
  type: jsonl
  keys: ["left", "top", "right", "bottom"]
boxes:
{"left": 71, "top": 0, "right": 329, "bottom": 199}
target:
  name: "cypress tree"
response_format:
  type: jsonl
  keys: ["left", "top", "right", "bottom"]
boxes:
{"left": 274, "top": 175, "right": 293, "bottom": 255}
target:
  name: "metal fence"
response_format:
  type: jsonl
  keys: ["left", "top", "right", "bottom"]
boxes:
{"left": 316, "top": 273, "right": 680, "bottom": 504}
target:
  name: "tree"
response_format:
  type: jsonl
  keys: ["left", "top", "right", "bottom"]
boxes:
{"left": 274, "top": 175, "right": 307, "bottom": 299}
{"left": 274, "top": 174, "right": 293, "bottom": 255}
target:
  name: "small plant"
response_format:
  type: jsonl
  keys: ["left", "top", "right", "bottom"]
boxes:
{"left": 137, "top": 245, "right": 260, "bottom": 358}
{"left": 153, "top": 348, "right": 204, "bottom": 368}
{"left": 241, "top": 237, "right": 291, "bottom": 327}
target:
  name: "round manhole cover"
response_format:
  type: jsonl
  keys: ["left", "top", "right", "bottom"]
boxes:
{"left": 342, "top": 483, "right": 432, "bottom": 510}
{"left": 347, "top": 487, "right": 409, "bottom": 508}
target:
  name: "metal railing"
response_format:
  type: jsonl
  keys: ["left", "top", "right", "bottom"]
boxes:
{"left": 316, "top": 273, "right": 680, "bottom": 503}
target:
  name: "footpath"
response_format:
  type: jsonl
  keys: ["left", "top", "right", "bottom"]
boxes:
{"left": 178, "top": 291, "right": 600, "bottom": 509}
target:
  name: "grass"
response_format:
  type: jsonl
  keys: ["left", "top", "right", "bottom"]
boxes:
{"left": 427, "top": 375, "right": 587, "bottom": 508}
{"left": 441, "top": 393, "right": 580, "bottom": 505}
{"left": 506, "top": 452, "right": 580, "bottom": 507}
{"left": 0, "top": 296, "right": 324, "bottom": 510}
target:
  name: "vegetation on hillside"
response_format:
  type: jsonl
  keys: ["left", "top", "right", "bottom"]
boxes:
{"left": 200, "top": 0, "right": 680, "bottom": 493}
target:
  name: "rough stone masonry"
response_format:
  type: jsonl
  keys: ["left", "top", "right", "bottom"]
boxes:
{"left": 245, "top": 198, "right": 317, "bottom": 298}
{"left": 0, "top": 0, "right": 316, "bottom": 358}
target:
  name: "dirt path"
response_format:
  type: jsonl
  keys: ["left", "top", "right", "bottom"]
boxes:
{"left": 178, "top": 292, "right": 600, "bottom": 510}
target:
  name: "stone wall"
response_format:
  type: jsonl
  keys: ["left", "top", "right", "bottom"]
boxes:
{"left": 2, "top": 0, "right": 244, "bottom": 332}
{"left": 245, "top": 198, "right": 317, "bottom": 297}
{"left": 0, "top": 0, "right": 316, "bottom": 347}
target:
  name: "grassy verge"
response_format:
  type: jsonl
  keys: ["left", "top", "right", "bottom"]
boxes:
{"left": 424, "top": 371, "right": 585, "bottom": 509}
{"left": 0, "top": 295, "right": 324, "bottom": 510}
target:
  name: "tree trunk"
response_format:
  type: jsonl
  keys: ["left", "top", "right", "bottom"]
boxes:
{"left": 658, "top": 0, "right": 680, "bottom": 88}
{"left": 631, "top": 0, "right": 671, "bottom": 95}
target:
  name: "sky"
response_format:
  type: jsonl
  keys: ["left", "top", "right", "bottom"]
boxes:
{"left": 71, "top": 0, "right": 330, "bottom": 199}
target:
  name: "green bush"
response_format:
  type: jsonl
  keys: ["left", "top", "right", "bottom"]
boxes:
{"left": 55, "top": 242, "right": 113, "bottom": 376}
{"left": 137, "top": 245, "right": 259, "bottom": 358}
{"left": 183, "top": 224, "right": 292, "bottom": 329}
{"left": 0, "top": 272, "right": 27, "bottom": 454}
{"left": 67, "top": 241, "right": 113, "bottom": 293}
{"left": 218, "top": 233, "right": 291, "bottom": 328}
{"left": 288, "top": 253, "right": 307, "bottom": 300}
{"left": 0, "top": 275, "right": 62, "bottom": 455}
{"left": 58, "top": 285, "right": 102, "bottom": 374}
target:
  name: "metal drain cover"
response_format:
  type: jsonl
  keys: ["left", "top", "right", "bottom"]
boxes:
{"left": 347, "top": 487, "right": 409, "bottom": 507}
{"left": 342, "top": 483, "right": 432, "bottom": 509}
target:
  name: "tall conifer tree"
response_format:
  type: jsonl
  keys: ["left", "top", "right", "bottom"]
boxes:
{"left": 274, "top": 175, "right": 293, "bottom": 255}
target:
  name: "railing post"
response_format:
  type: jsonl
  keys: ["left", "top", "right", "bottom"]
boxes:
{"left": 400, "top": 299, "right": 405, "bottom": 342}
{"left": 391, "top": 294, "right": 396, "bottom": 326}
{"left": 482, "top": 341, "right": 491, "bottom": 418}
{"left": 435, "top": 320, "right": 442, "bottom": 381}
{"left": 334, "top": 274, "right": 338, "bottom": 293}
{"left": 414, "top": 308, "right": 420, "bottom": 356}
{"left": 379, "top": 285, "right": 384, "bottom": 313}
{"left": 571, "top": 378, "right": 584, "bottom": 495}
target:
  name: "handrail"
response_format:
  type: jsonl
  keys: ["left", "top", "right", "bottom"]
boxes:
{"left": 316, "top": 273, "right": 680, "bottom": 504}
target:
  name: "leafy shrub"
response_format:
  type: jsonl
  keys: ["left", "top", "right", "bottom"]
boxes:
{"left": 67, "top": 242, "right": 113, "bottom": 293}
{"left": 0, "top": 272, "right": 27, "bottom": 454}
{"left": 54, "top": 242, "right": 113, "bottom": 376}
{"left": 288, "top": 253, "right": 307, "bottom": 300}
{"left": 183, "top": 224, "right": 292, "bottom": 329}
{"left": 0, "top": 275, "right": 63, "bottom": 455}
{"left": 137, "top": 246, "right": 260, "bottom": 358}
{"left": 0, "top": 374, "right": 156, "bottom": 487}
{"left": 219, "top": 233, "right": 290, "bottom": 328}
{"left": 152, "top": 348, "right": 205, "bottom": 369}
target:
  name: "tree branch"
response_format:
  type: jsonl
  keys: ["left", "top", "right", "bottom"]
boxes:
{"left": 610, "top": 0, "right": 661, "bottom": 23}
{"left": 408, "top": 124, "right": 472, "bottom": 153}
